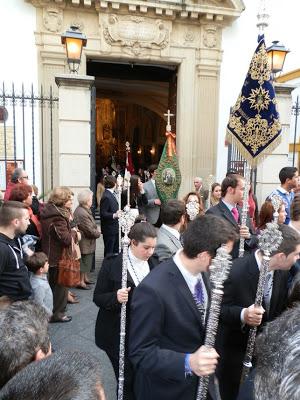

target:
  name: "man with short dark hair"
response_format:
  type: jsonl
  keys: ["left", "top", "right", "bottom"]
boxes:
{"left": 0, "top": 300, "right": 51, "bottom": 388}
{"left": 140, "top": 164, "right": 161, "bottom": 225}
{"left": 154, "top": 199, "right": 185, "bottom": 262}
{"left": 0, "top": 350, "right": 106, "bottom": 400}
{"left": 0, "top": 201, "right": 31, "bottom": 300}
{"left": 268, "top": 166, "right": 299, "bottom": 225}
{"left": 4, "top": 168, "right": 29, "bottom": 201}
{"left": 129, "top": 215, "right": 237, "bottom": 400}
{"left": 216, "top": 224, "right": 300, "bottom": 400}
{"left": 100, "top": 175, "right": 120, "bottom": 256}
{"left": 207, "top": 174, "right": 257, "bottom": 259}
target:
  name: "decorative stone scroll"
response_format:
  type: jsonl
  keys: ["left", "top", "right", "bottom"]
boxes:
{"left": 43, "top": 7, "right": 63, "bottom": 33}
{"left": 103, "top": 15, "right": 169, "bottom": 56}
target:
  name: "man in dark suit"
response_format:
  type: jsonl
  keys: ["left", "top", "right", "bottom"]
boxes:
{"left": 206, "top": 174, "right": 257, "bottom": 259}
{"left": 216, "top": 224, "right": 300, "bottom": 400}
{"left": 154, "top": 199, "right": 185, "bottom": 262}
{"left": 99, "top": 175, "right": 120, "bottom": 257}
{"left": 129, "top": 215, "right": 237, "bottom": 400}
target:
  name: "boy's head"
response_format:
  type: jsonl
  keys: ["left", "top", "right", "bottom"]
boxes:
{"left": 26, "top": 252, "right": 49, "bottom": 275}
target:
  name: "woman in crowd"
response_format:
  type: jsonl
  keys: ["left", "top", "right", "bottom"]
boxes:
{"left": 121, "top": 174, "right": 148, "bottom": 212}
{"left": 183, "top": 191, "right": 204, "bottom": 227}
{"left": 93, "top": 221, "right": 157, "bottom": 400}
{"left": 210, "top": 182, "right": 221, "bottom": 207}
{"left": 41, "top": 186, "right": 79, "bottom": 323}
{"left": 257, "top": 199, "right": 287, "bottom": 231}
{"left": 74, "top": 189, "right": 101, "bottom": 289}
{"left": 9, "top": 183, "right": 42, "bottom": 250}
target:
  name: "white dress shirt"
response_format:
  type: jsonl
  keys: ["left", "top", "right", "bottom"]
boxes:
{"left": 127, "top": 247, "right": 150, "bottom": 287}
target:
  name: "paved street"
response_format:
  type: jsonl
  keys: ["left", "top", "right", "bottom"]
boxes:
{"left": 48, "top": 235, "right": 117, "bottom": 400}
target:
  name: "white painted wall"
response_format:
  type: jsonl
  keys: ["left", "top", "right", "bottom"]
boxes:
{"left": 217, "top": 0, "right": 300, "bottom": 182}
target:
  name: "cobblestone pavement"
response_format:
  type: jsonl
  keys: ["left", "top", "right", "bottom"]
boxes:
{"left": 48, "top": 235, "right": 117, "bottom": 400}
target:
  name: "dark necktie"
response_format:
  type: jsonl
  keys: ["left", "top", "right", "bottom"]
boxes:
{"left": 193, "top": 278, "right": 205, "bottom": 323}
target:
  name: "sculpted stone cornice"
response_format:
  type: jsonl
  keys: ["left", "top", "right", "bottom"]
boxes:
{"left": 25, "top": 0, "right": 244, "bottom": 24}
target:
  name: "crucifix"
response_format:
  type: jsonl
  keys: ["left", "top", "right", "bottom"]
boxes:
{"left": 164, "top": 109, "right": 174, "bottom": 132}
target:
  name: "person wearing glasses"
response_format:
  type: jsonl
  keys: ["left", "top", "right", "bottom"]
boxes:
{"left": 4, "top": 168, "right": 29, "bottom": 201}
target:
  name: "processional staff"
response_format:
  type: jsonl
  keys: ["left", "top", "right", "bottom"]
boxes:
{"left": 117, "top": 174, "right": 123, "bottom": 253}
{"left": 117, "top": 203, "right": 136, "bottom": 400}
{"left": 238, "top": 165, "right": 251, "bottom": 258}
{"left": 196, "top": 246, "right": 232, "bottom": 400}
{"left": 240, "top": 221, "right": 283, "bottom": 383}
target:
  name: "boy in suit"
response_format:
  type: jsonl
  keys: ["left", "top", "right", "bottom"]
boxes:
{"left": 129, "top": 214, "right": 237, "bottom": 400}
{"left": 154, "top": 199, "right": 185, "bottom": 262}
{"left": 100, "top": 175, "right": 120, "bottom": 257}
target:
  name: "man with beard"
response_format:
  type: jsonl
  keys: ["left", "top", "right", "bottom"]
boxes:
{"left": 0, "top": 201, "right": 31, "bottom": 300}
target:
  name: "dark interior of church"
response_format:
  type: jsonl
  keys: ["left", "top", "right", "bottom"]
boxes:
{"left": 86, "top": 60, "right": 177, "bottom": 180}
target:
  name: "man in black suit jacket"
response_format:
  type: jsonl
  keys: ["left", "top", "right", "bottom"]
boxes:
{"left": 100, "top": 175, "right": 120, "bottom": 256}
{"left": 206, "top": 174, "right": 257, "bottom": 259}
{"left": 216, "top": 224, "right": 300, "bottom": 400}
{"left": 129, "top": 215, "right": 237, "bottom": 400}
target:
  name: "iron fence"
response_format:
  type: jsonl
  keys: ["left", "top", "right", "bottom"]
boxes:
{"left": 0, "top": 83, "right": 59, "bottom": 198}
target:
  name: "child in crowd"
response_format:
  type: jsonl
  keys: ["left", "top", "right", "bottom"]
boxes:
{"left": 26, "top": 252, "right": 53, "bottom": 317}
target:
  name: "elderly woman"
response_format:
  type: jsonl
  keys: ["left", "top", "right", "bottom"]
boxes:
{"left": 41, "top": 186, "right": 79, "bottom": 323}
{"left": 74, "top": 189, "right": 101, "bottom": 289}
{"left": 93, "top": 221, "right": 157, "bottom": 400}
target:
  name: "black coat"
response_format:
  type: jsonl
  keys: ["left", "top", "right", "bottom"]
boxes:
{"left": 128, "top": 259, "right": 217, "bottom": 400}
{"left": 216, "top": 252, "right": 289, "bottom": 400}
{"left": 206, "top": 200, "right": 257, "bottom": 259}
{"left": 93, "top": 253, "right": 157, "bottom": 356}
{"left": 99, "top": 189, "right": 119, "bottom": 236}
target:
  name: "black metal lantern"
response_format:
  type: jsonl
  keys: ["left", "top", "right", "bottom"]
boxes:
{"left": 266, "top": 41, "right": 290, "bottom": 75}
{"left": 61, "top": 26, "right": 87, "bottom": 73}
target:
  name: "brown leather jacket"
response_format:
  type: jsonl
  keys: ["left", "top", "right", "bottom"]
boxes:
{"left": 74, "top": 205, "right": 100, "bottom": 255}
{"left": 41, "top": 203, "right": 76, "bottom": 266}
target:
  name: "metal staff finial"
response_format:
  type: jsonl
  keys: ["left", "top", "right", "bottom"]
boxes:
{"left": 256, "top": 0, "right": 269, "bottom": 35}
{"left": 270, "top": 194, "right": 282, "bottom": 224}
{"left": 239, "top": 164, "right": 251, "bottom": 258}
{"left": 196, "top": 245, "right": 232, "bottom": 400}
{"left": 241, "top": 222, "right": 283, "bottom": 383}
{"left": 186, "top": 200, "right": 200, "bottom": 221}
{"left": 117, "top": 205, "right": 136, "bottom": 400}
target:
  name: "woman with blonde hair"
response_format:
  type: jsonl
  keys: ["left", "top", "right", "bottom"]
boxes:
{"left": 74, "top": 189, "right": 101, "bottom": 289}
{"left": 210, "top": 182, "right": 221, "bottom": 207}
{"left": 41, "top": 186, "right": 79, "bottom": 323}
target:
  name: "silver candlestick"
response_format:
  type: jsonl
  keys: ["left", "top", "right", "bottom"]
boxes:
{"left": 196, "top": 246, "right": 232, "bottom": 400}
{"left": 241, "top": 222, "right": 283, "bottom": 383}
{"left": 117, "top": 205, "right": 136, "bottom": 400}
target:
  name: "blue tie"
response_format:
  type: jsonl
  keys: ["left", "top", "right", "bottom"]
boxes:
{"left": 193, "top": 278, "right": 205, "bottom": 322}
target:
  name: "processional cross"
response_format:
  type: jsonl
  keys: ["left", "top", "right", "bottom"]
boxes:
{"left": 164, "top": 109, "right": 174, "bottom": 132}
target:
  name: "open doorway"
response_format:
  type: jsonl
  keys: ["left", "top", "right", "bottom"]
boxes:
{"left": 87, "top": 60, "right": 177, "bottom": 182}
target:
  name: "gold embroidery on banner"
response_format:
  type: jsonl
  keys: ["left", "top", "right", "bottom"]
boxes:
{"left": 248, "top": 86, "right": 271, "bottom": 112}
{"left": 249, "top": 43, "right": 271, "bottom": 85}
{"left": 229, "top": 114, "right": 281, "bottom": 155}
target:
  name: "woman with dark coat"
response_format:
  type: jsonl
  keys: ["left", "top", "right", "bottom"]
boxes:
{"left": 41, "top": 186, "right": 79, "bottom": 323}
{"left": 93, "top": 221, "right": 157, "bottom": 400}
{"left": 74, "top": 189, "right": 101, "bottom": 289}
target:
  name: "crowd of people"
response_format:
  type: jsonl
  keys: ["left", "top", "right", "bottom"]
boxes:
{"left": 1, "top": 164, "right": 300, "bottom": 399}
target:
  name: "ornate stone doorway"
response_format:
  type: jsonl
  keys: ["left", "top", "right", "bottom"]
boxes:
{"left": 87, "top": 60, "right": 177, "bottom": 179}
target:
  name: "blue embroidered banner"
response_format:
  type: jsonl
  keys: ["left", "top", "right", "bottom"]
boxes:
{"left": 226, "top": 36, "right": 282, "bottom": 166}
